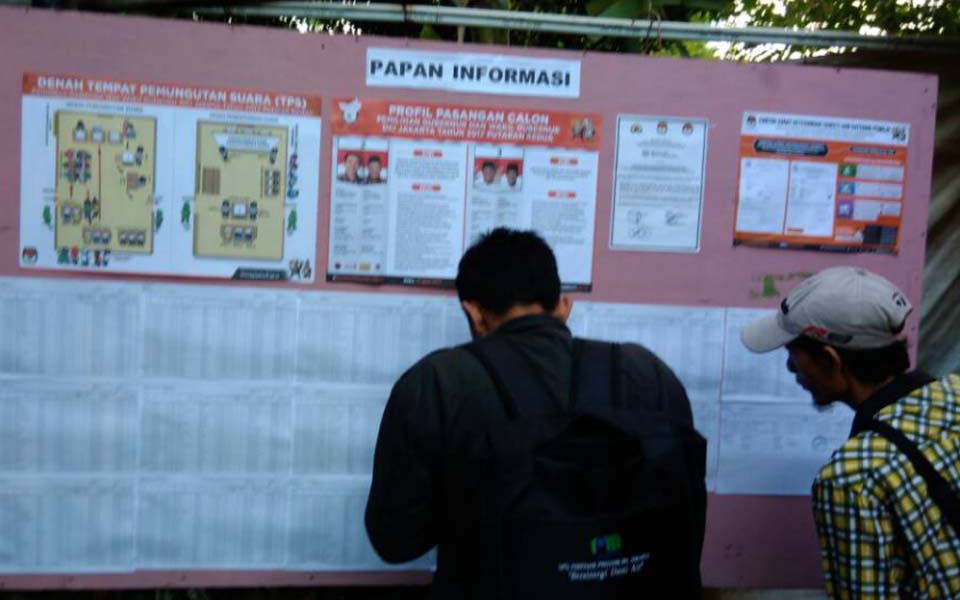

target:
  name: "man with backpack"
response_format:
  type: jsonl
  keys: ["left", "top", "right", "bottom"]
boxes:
{"left": 740, "top": 266, "right": 960, "bottom": 599}
{"left": 366, "top": 228, "right": 707, "bottom": 598}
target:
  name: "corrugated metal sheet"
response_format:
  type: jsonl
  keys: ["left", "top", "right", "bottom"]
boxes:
{"left": 805, "top": 51, "right": 959, "bottom": 376}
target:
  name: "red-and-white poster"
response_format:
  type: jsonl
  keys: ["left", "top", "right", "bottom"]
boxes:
{"left": 327, "top": 98, "right": 601, "bottom": 290}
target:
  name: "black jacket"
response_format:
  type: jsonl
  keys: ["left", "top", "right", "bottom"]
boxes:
{"left": 365, "top": 314, "right": 703, "bottom": 597}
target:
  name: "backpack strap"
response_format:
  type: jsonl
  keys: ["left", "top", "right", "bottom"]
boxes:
{"left": 860, "top": 418, "right": 960, "bottom": 535}
{"left": 850, "top": 370, "right": 935, "bottom": 437}
{"left": 569, "top": 338, "right": 622, "bottom": 411}
{"left": 464, "top": 342, "right": 521, "bottom": 420}
{"left": 465, "top": 337, "right": 623, "bottom": 419}
{"left": 464, "top": 338, "right": 558, "bottom": 420}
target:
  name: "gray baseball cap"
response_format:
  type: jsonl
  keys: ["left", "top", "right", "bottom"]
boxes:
{"left": 741, "top": 266, "right": 912, "bottom": 353}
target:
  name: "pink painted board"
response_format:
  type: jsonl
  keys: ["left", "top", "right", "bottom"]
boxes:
{"left": 0, "top": 6, "right": 938, "bottom": 590}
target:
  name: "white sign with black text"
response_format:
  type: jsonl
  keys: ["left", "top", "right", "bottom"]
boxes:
{"left": 366, "top": 48, "right": 581, "bottom": 98}
{"left": 610, "top": 115, "right": 708, "bottom": 253}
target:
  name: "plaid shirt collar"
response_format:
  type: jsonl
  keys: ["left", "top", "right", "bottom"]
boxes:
{"left": 849, "top": 369, "right": 936, "bottom": 437}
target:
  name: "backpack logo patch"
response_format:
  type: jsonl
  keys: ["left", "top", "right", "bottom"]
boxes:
{"left": 590, "top": 533, "right": 622, "bottom": 557}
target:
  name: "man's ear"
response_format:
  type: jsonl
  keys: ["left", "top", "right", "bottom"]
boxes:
{"left": 461, "top": 300, "right": 488, "bottom": 338}
{"left": 552, "top": 296, "right": 573, "bottom": 323}
{"left": 822, "top": 345, "right": 846, "bottom": 376}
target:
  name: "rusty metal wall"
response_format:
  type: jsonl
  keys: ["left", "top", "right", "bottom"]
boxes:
{"left": 806, "top": 51, "right": 959, "bottom": 376}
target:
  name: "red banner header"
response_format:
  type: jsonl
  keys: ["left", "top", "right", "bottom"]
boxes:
{"left": 332, "top": 97, "right": 601, "bottom": 149}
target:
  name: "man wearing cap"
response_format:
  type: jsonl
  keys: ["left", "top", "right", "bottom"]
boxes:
{"left": 741, "top": 266, "right": 960, "bottom": 599}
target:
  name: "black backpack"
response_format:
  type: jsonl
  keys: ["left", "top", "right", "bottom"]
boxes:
{"left": 463, "top": 336, "right": 707, "bottom": 600}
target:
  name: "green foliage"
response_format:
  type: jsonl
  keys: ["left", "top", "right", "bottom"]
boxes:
{"left": 420, "top": 24, "right": 443, "bottom": 40}
{"left": 495, "top": 0, "right": 732, "bottom": 55}
{"left": 189, "top": 0, "right": 733, "bottom": 57}
{"left": 724, "top": 0, "right": 959, "bottom": 35}
{"left": 716, "top": 0, "right": 960, "bottom": 60}
{"left": 185, "top": 0, "right": 960, "bottom": 61}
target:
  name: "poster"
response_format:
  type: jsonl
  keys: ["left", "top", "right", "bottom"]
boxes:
{"left": 610, "top": 115, "right": 708, "bottom": 252}
{"left": 327, "top": 98, "right": 601, "bottom": 290}
{"left": 19, "top": 73, "right": 322, "bottom": 282}
{"left": 733, "top": 112, "right": 909, "bottom": 253}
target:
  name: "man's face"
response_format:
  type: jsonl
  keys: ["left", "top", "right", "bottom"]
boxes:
{"left": 482, "top": 165, "right": 496, "bottom": 184}
{"left": 786, "top": 342, "right": 846, "bottom": 407}
{"left": 506, "top": 169, "right": 518, "bottom": 186}
{"left": 344, "top": 154, "right": 360, "bottom": 178}
{"left": 368, "top": 160, "right": 382, "bottom": 180}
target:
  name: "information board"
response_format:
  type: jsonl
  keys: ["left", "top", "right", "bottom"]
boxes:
{"left": 0, "top": 6, "right": 938, "bottom": 591}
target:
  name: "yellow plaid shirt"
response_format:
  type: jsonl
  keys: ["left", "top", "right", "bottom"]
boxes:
{"left": 813, "top": 373, "right": 960, "bottom": 599}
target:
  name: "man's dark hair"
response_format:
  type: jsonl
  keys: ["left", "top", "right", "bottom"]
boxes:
{"left": 482, "top": 161, "right": 496, "bottom": 170}
{"left": 787, "top": 335, "right": 910, "bottom": 384}
{"left": 368, "top": 155, "right": 382, "bottom": 165}
{"left": 456, "top": 228, "right": 560, "bottom": 316}
{"left": 506, "top": 163, "right": 519, "bottom": 174}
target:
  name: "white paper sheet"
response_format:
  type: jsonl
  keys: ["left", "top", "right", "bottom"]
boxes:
{"left": 578, "top": 303, "right": 725, "bottom": 398}
{"left": 142, "top": 284, "right": 299, "bottom": 380}
{"left": 0, "top": 278, "right": 142, "bottom": 377}
{"left": 565, "top": 301, "right": 590, "bottom": 338}
{"left": 287, "top": 475, "right": 433, "bottom": 570}
{"left": 296, "top": 292, "right": 460, "bottom": 384}
{"left": 293, "top": 385, "right": 390, "bottom": 475}
{"left": 722, "top": 308, "right": 809, "bottom": 403}
{"left": 525, "top": 148, "right": 598, "bottom": 286}
{"left": 388, "top": 140, "right": 469, "bottom": 279}
{"left": 734, "top": 157, "right": 789, "bottom": 234}
{"left": 784, "top": 161, "right": 838, "bottom": 237}
{"left": 690, "top": 399, "right": 721, "bottom": 492}
{"left": 0, "top": 380, "right": 138, "bottom": 473}
{"left": 442, "top": 298, "right": 473, "bottom": 347}
{"left": 140, "top": 383, "right": 293, "bottom": 474}
{"left": 0, "top": 476, "right": 135, "bottom": 572}
{"left": 716, "top": 402, "right": 853, "bottom": 495}
{"left": 136, "top": 476, "right": 289, "bottom": 567}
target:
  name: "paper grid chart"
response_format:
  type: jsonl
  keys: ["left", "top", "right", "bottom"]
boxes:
{"left": 0, "top": 277, "right": 852, "bottom": 572}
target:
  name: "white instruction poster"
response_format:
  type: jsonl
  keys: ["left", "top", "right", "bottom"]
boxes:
{"left": 610, "top": 115, "right": 707, "bottom": 252}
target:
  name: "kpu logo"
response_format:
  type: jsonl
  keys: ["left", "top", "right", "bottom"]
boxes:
{"left": 590, "top": 533, "right": 622, "bottom": 557}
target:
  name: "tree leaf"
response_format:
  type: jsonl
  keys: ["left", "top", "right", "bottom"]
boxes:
{"left": 586, "top": 0, "right": 619, "bottom": 16}
{"left": 420, "top": 24, "right": 442, "bottom": 39}
{"left": 597, "top": 0, "right": 646, "bottom": 20}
